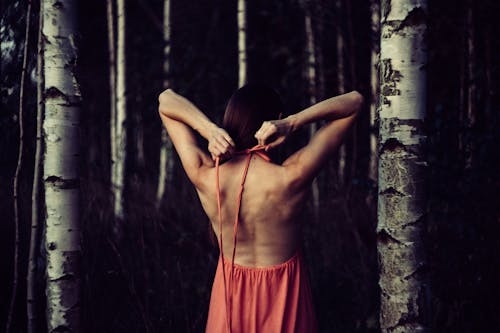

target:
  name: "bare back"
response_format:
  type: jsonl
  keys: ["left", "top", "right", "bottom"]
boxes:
{"left": 158, "top": 89, "right": 362, "bottom": 268}
{"left": 196, "top": 153, "right": 308, "bottom": 267}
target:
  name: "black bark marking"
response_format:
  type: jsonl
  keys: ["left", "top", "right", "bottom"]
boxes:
{"left": 377, "top": 228, "right": 401, "bottom": 244}
{"left": 45, "top": 86, "right": 66, "bottom": 99}
{"left": 402, "top": 213, "right": 426, "bottom": 229}
{"left": 381, "top": 137, "right": 406, "bottom": 153}
{"left": 53, "top": 2, "right": 64, "bottom": 10}
{"left": 382, "top": 0, "right": 391, "bottom": 22}
{"left": 393, "top": 7, "right": 426, "bottom": 32}
{"left": 45, "top": 86, "right": 81, "bottom": 106}
{"left": 45, "top": 175, "right": 80, "bottom": 189}
{"left": 380, "top": 186, "right": 404, "bottom": 197}
{"left": 51, "top": 274, "right": 74, "bottom": 282}
{"left": 381, "top": 59, "right": 402, "bottom": 99}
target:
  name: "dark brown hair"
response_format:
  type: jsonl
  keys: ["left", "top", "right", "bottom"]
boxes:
{"left": 223, "top": 84, "right": 284, "bottom": 150}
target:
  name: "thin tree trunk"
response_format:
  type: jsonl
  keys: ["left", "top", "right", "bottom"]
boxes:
{"left": 238, "top": 0, "right": 247, "bottom": 87}
{"left": 41, "top": 0, "right": 82, "bottom": 331}
{"left": 134, "top": 109, "right": 145, "bottom": 170}
{"left": 368, "top": 0, "right": 380, "bottom": 182}
{"left": 114, "top": 0, "right": 127, "bottom": 224}
{"left": 27, "top": 3, "right": 43, "bottom": 332}
{"left": 156, "top": 0, "right": 174, "bottom": 207}
{"left": 304, "top": 11, "right": 320, "bottom": 220}
{"left": 335, "top": 0, "right": 346, "bottom": 187}
{"left": 378, "top": 1, "right": 429, "bottom": 332}
{"left": 7, "top": 1, "right": 32, "bottom": 332}
{"left": 107, "top": 0, "right": 117, "bottom": 206}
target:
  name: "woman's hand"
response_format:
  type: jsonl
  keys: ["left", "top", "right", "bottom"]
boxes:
{"left": 254, "top": 117, "right": 295, "bottom": 150}
{"left": 158, "top": 89, "right": 234, "bottom": 159}
{"left": 208, "top": 126, "right": 235, "bottom": 161}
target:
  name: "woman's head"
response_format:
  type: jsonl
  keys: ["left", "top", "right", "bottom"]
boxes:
{"left": 223, "top": 84, "right": 284, "bottom": 150}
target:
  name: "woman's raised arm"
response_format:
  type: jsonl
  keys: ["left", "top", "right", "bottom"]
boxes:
{"left": 158, "top": 89, "right": 235, "bottom": 160}
{"left": 255, "top": 90, "right": 364, "bottom": 191}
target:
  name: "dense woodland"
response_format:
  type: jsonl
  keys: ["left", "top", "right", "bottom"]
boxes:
{"left": 1, "top": 0, "right": 499, "bottom": 332}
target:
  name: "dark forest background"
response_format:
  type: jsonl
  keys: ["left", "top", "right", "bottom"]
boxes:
{"left": 1, "top": 0, "right": 499, "bottom": 332}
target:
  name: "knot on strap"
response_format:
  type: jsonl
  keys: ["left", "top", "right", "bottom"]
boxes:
{"left": 233, "top": 144, "right": 271, "bottom": 161}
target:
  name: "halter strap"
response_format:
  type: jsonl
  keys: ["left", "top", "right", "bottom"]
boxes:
{"left": 214, "top": 144, "right": 270, "bottom": 333}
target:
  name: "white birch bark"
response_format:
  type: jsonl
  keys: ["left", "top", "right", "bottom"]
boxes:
{"left": 41, "top": 0, "right": 82, "bottom": 331}
{"left": 378, "top": 1, "right": 429, "bottom": 332}
{"left": 114, "top": 0, "right": 127, "bottom": 221}
{"left": 156, "top": 0, "right": 174, "bottom": 207}
{"left": 304, "top": 12, "right": 320, "bottom": 218}
{"left": 106, "top": 0, "right": 117, "bottom": 205}
{"left": 335, "top": 0, "right": 346, "bottom": 185}
{"left": 369, "top": 0, "right": 380, "bottom": 182}
{"left": 238, "top": 0, "right": 247, "bottom": 87}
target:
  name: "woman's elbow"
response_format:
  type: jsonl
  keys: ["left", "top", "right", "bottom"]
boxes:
{"left": 350, "top": 90, "right": 364, "bottom": 111}
{"left": 158, "top": 89, "right": 175, "bottom": 116}
{"left": 158, "top": 88, "right": 174, "bottom": 104}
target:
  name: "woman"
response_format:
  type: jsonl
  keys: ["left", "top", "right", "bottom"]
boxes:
{"left": 158, "top": 84, "right": 363, "bottom": 333}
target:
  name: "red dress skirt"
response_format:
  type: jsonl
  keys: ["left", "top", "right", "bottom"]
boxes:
{"left": 205, "top": 249, "right": 318, "bottom": 333}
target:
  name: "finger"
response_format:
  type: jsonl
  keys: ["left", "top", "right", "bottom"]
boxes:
{"left": 208, "top": 143, "right": 217, "bottom": 156}
{"left": 255, "top": 123, "right": 272, "bottom": 142}
{"left": 267, "top": 136, "right": 285, "bottom": 150}
{"left": 256, "top": 134, "right": 266, "bottom": 146}
{"left": 259, "top": 126, "right": 277, "bottom": 144}
{"left": 221, "top": 132, "right": 236, "bottom": 148}
{"left": 209, "top": 147, "right": 220, "bottom": 160}
{"left": 214, "top": 142, "right": 229, "bottom": 156}
{"left": 254, "top": 133, "right": 263, "bottom": 143}
{"left": 254, "top": 122, "right": 269, "bottom": 139}
{"left": 254, "top": 126, "right": 264, "bottom": 137}
{"left": 214, "top": 135, "right": 231, "bottom": 151}
{"left": 254, "top": 128, "right": 265, "bottom": 142}
{"left": 220, "top": 136, "right": 235, "bottom": 152}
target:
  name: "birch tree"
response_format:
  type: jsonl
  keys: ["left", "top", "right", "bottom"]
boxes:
{"left": 106, "top": 0, "right": 117, "bottom": 213}
{"left": 238, "top": 0, "right": 247, "bottom": 87}
{"left": 377, "top": 1, "right": 429, "bottom": 332}
{"left": 304, "top": 7, "right": 320, "bottom": 218}
{"left": 109, "top": 0, "right": 127, "bottom": 223}
{"left": 156, "top": 0, "right": 174, "bottom": 207}
{"left": 41, "top": 0, "right": 82, "bottom": 330}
